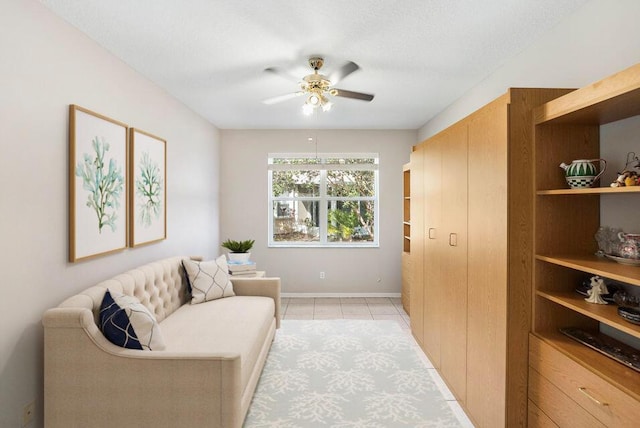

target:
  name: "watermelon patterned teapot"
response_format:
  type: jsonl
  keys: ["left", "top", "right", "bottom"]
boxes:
{"left": 559, "top": 159, "right": 607, "bottom": 188}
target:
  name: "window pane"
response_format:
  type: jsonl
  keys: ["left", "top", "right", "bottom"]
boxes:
{"left": 271, "top": 157, "right": 320, "bottom": 165}
{"left": 327, "top": 170, "right": 375, "bottom": 197}
{"left": 272, "top": 201, "right": 320, "bottom": 242}
{"left": 327, "top": 200, "right": 375, "bottom": 242}
{"left": 272, "top": 170, "right": 320, "bottom": 197}
{"left": 325, "top": 157, "right": 376, "bottom": 165}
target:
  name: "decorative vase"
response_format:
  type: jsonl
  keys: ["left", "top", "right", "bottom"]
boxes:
{"left": 559, "top": 158, "right": 607, "bottom": 188}
{"left": 618, "top": 233, "right": 640, "bottom": 259}
{"left": 227, "top": 252, "right": 251, "bottom": 263}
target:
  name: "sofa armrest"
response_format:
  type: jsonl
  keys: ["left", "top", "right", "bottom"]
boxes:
{"left": 43, "top": 307, "right": 243, "bottom": 428}
{"left": 230, "top": 277, "right": 281, "bottom": 328}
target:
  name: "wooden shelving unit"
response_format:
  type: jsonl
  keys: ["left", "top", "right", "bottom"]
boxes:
{"left": 401, "top": 162, "right": 411, "bottom": 314}
{"left": 403, "top": 163, "right": 411, "bottom": 253}
{"left": 530, "top": 63, "right": 640, "bottom": 427}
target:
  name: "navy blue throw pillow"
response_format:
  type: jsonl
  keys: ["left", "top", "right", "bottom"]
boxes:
{"left": 99, "top": 290, "right": 143, "bottom": 350}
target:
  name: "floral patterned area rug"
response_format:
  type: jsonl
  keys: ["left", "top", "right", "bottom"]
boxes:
{"left": 244, "top": 320, "right": 463, "bottom": 427}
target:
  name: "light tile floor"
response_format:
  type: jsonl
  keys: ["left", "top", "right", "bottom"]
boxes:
{"left": 282, "top": 296, "right": 411, "bottom": 328}
{"left": 280, "top": 296, "right": 475, "bottom": 427}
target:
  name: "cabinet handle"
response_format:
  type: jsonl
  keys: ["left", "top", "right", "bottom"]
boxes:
{"left": 428, "top": 228, "right": 436, "bottom": 239}
{"left": 578, "top": 387, "right": 609, "bottom": 406}
{"left": 449, "top": 233, "right": 457, "bottom": 247}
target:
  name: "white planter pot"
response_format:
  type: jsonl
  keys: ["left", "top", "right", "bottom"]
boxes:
{"left": 227, "top": 252, "right": 251, "bottom": 263}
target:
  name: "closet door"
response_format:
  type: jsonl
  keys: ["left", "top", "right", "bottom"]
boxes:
{"left": 422, "top": 138, "right": 442, "bottom": 367}
{"left": 439, "top": 123, "right": 468, "bottom": 402}
{"left": 466, "top": 99, "right": 509, "bottom": 426}
{"left": 409, "top": 147, "right": 425, "bottom": 345}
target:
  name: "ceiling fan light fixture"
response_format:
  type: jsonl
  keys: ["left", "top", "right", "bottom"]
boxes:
{"left": 307, "top": 94, "right": 320, "bottom": 106}
{"left": 322, "top": 101, "right": 333, "bottom": 112}
{"left": 302, "top": 103, "right": 314, "bottom": 116}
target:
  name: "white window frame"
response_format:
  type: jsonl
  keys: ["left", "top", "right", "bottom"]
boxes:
{"left": 268, "top": 153, "right": 380, "bottom": 248}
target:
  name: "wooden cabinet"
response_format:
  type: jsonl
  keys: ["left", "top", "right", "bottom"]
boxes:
{"left": 530, "top": 63, "right": 640, "bottom": 427}
{"left": 438, "top": 122, "right": 468, "bottom": 400}
{"left": 410, "top": 88, "right": 571, "bottom": 427}
{"left": 409, "top": 148, "right": 424, "bottom": 345}
{"left": 422, "top": 135, "right": 443, "bottom": 368}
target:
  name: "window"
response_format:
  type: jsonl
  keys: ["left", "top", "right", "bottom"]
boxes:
{"left": 268, "top": 153, "right": 379, "bottom": 247}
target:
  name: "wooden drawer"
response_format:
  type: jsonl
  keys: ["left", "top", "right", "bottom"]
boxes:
{"left": 529, "top": 334, "right": 640, "bottom": 427}
{"left": 529, "top": 367, "right": 605, "bottom": 427}
{"left": 528, "top": 399, "right": 558, "bottom": 428}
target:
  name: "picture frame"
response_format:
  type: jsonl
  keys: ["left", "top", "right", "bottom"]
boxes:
{"left": 69, "top": 105, "right": 128, "bottom": 262}
{"left": 129, "top": 128, "right": 166, "bottom": 247}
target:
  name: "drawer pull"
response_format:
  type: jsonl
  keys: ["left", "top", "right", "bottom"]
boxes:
{"left": 578, "top": 387, "right": 609, "bottom": 406}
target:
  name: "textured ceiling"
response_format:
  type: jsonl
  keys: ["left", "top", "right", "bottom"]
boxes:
{"left": 40, "top": 0, "right": 589, "bottom": 129}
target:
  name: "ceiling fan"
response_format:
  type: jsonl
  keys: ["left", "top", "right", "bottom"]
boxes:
{"left": 262, "top": 57, "right": 375, "bottom": 115}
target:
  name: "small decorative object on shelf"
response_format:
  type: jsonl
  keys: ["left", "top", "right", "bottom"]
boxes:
{"left": 559, "top": 158, "right": 607, "bottom": 188}
{"left": 617, "top": 232, "right": 640, "bottom": 260}
{"left": 595, "top": 225, "right": 623, "bottom": 256}
{"left": 610, "top": 151, "right": 640, "bottom": 187}
{"left": 584, "top": 275, "right": 609, "bottom": 304}
{"left": 618, "top": 307, "right": 640, "bottom": 325}
{"left": 613, "top": 290, "right": 640, "bottom": 308}
{"left": 575, "top": 277, "right": 618, "bottom": 303}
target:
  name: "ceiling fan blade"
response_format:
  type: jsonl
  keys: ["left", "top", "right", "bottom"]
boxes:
{"left": 264, "top": 67, "right": 300, "bottom": 83}
{"left": 329, "top": 61, "right": 359, "bottom": 84}
{"left": 262, "top": 92, "right": 304, "bottom": 105}
{"left": 332, "top": 88, "right": 374, "bottom": 102}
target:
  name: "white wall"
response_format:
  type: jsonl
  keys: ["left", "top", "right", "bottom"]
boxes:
{"left": 220, "top": 129, "right": 416, "bottom": 294}
{"left": 0, "top": 1, "right": 220, "bottom": 426}
{"left": 418, "top": 0, "right": 640, "bottom": 140}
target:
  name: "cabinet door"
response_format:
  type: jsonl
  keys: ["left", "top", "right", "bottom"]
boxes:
{"left": 409, "top": 148, "right": 424, "bottom": 345}
{"left": 422, "top": 138, "right": 442, "bottom": 367}
{"left": 466, "top": 100, "right": 509, "bottom": 426}
{"left": 439, "top": 123, "right": 468, "bottom": 402}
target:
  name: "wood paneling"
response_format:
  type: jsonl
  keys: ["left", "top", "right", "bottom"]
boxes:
{"left": 438, "top": 123, "right": 468, "bottom": 401}
{"left": 466, "top": 96, "right": 508, "bottom": 427}
{"left": 422, "top": 138, "right": 442, "bottom": 367}
{"left": 409, "top": 149, "right": 424, "bottom": 345}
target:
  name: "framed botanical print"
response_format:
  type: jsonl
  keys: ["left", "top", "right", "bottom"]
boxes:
{"left": 69, "top": 105, "right": 128, "bottom": 262}
{"left": 129, "top": 128, "right": 166, "bottom": 247}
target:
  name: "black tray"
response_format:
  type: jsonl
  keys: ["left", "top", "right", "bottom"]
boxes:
{"left": 560, "top": 327, "right": 640, "bottom": 373}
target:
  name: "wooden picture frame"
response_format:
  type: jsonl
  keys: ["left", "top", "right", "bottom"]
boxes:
{"left": 129, "top": 128, "right": 166, "bottom": 247}
{"left": 69, "top": 105, "right": 128, "bottom": 262}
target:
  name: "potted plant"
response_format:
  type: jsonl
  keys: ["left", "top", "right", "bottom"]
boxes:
{"left": 221, "top": 239, "right": 255, "bottom": 263}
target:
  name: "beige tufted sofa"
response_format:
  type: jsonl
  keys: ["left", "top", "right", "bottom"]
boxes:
{"left": 42, "top": 256, "right": 281, "bottom": 428}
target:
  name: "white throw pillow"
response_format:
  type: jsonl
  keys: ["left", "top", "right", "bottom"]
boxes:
{"left": 99, "top": 289, "right": 166, "bottom": 351}
{"left": 183, "top": 256, "right": 235, "bottom": 304}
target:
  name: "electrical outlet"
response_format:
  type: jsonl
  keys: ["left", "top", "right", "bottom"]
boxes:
{"left": 22, "top": 400, "right": 35, "bottom": 427}
{"left": 319, "top": 271, "right": 325, "bottom": 279}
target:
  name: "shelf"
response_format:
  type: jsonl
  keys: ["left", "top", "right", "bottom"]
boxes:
{"left": 536, "top": 290, "right": 640, "bottom": 338}
{"left": 533, "top": 331, "right": 640, "bottom": 402}
{"left": 537, "top": 186, "right": 640, "bottom": 195}
{"left": 536, "top": 254, "right": 640, "bottom": 287}
{"left": 534, "top": 63, "right": 640, "bottom": 125}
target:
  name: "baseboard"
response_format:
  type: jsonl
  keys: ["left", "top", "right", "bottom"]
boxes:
{"left": 281, "top": 292, "right": 402, "bottom": 298}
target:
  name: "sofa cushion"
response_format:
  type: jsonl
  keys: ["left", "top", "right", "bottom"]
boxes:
{"left": 99, "top": 290, "right": 166, "bottom": 350}
{"left": 183, "top": 256, "right": 235, "bottom": 304}
{"left": 159, "top": 295, "right": 274, "bottom": 390}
